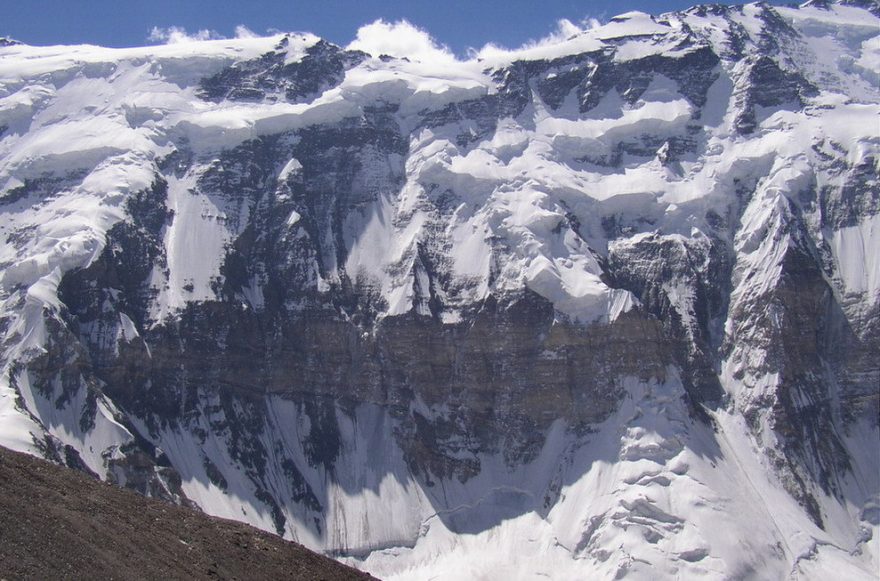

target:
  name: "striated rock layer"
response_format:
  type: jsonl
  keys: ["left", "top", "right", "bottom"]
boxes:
{"left": 0, "top": 1, "right": 877, "bottom": 579}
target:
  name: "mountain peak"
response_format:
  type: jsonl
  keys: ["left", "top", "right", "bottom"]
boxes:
{"left": 0, "top": 1, "right": 877, "bottom": 578}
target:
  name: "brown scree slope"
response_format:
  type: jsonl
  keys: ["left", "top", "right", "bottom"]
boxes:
{"left": 0, "top": 445, "right": 376, "bottom": 580}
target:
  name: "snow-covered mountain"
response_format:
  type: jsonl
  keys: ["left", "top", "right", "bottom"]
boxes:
{"left": 0, "top": 1, "right": 878, "bottom": 578}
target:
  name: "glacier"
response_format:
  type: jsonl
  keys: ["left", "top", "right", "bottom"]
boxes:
{"left": 0, "top": 1, "right": 878, "bottom": 579}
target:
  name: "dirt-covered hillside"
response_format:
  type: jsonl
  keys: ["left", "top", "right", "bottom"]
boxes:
{"left": 0, "top": 446, "right": 375, "bottom": 580}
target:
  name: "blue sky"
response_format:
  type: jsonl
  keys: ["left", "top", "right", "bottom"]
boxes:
{"left": 3, "top": 0, "right": 759, "bottom": 55}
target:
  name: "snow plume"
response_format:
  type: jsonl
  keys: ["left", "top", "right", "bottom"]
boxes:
{"left": 347, "top": 19, "right": 457, "bottom": 63}
{"left": 529, "top": 17, "right": 602, "bottom": 46}
{"left": 148, "top": 24, "right": 262, "bottom": 44}
{"left": 147, "top": 26, "right": 222, "bottom": 44}
{"left": 474, "top": 17, "right": 602, "bottom": 61}
{"left": 233, "top": 25, "right": 258, "bottom": 39}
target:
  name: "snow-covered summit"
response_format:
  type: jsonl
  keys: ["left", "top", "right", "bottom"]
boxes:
{"left": 0, "top": 2, "right": 878, "bottom": 579}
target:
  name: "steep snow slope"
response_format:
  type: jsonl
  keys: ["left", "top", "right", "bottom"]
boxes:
{"left": 0, "top": 2, "right": 877, "bottom": 579}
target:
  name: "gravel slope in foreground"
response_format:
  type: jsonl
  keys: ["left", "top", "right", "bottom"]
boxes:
{"left": 0, "top": 446, "right": 376, "bottom": 580}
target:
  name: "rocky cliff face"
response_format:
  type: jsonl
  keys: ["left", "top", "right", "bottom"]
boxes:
{"left": 0, "top": 2, "right": 878, "bottom": 579}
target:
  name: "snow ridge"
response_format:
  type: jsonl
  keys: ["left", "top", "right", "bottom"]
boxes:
{"left": 0, "top": 2, "right": 877, "bottom": 579}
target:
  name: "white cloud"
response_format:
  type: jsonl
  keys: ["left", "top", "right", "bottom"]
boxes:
{"left": 347, "top": 19, "right": 457, "bottom": 63}
{"left": 147, "top": 26, "right": 223, "bottom": 44}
